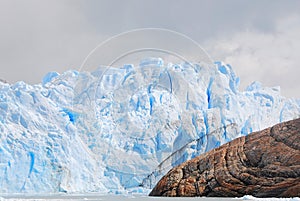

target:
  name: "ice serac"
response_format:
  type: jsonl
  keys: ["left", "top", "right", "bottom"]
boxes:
{"left": 149, "top": 118, "right": 300, "bottom": 197}
{"left": 0, "top": 58, "right": 299, "bottom": 194}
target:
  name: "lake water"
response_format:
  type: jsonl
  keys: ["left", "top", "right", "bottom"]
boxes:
{"left": 1, "top": 194, "right": 299, "bottom": 201}
{"left": 0, "top": 193, "right": 241, "bottom": 201}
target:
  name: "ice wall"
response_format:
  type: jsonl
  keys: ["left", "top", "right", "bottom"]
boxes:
{"left": 0, "top": 58, "right": 299, "bottom": 194}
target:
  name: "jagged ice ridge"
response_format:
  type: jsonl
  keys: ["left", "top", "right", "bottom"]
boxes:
{"left": 0, "top": 58, "right": 299, "bottom": 194}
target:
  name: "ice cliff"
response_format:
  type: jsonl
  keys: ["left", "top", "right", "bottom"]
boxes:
{"left": 0, "top": 58, "right": 299, "bottom": 194}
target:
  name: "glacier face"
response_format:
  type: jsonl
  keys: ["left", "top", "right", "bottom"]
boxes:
{"left": 0, "top": 58, "right": 299, "bottom": 194}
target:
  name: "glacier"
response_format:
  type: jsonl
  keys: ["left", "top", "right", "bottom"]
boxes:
{"left": 0, "top": 58, "right": 300, "bottom": 194}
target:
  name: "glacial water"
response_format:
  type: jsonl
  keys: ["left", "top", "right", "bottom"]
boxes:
{"left": 1, "top": 194, "right": 300, "bottom": 201}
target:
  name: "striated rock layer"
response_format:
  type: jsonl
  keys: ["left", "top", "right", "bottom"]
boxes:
{"left": 149, "top": 118, "right": 300, "bottom": 197}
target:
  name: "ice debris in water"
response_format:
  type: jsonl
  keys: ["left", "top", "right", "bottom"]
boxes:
{"left": 0, "top": 58, "right": 299, "bottom": 194}
{"left": 242, "top": 195, "right": 300, "bottom": 200}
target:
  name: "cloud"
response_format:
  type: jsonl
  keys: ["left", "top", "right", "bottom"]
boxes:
{"left": 204, "top": 14, "right": 300, "bottom": 98}
{"left": 0, "top": 0, "right": 104, "bottom": 84}
{"left": 0, "top": 0, "right": 300, "bottom": 101}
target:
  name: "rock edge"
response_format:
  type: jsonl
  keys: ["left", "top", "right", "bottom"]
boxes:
{"left": 149, "top": 118, "right": 300, "bottom": 197}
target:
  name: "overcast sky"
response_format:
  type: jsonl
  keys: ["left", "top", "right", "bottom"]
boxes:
{"left": 0, "top": 0, "right": 299, "bottom": 98}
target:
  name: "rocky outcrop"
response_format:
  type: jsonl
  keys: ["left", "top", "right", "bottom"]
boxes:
{"left": 149, "top": 118, "right": 300, "bottom": 197}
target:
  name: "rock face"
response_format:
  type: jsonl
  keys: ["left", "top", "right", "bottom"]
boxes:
{"left": 149, "top": 118, "right": 300, "bottom": 197}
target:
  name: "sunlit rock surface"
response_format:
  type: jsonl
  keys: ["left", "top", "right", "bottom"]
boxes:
{"left": 149, "top": 118, "right": 300, "bottom": 197}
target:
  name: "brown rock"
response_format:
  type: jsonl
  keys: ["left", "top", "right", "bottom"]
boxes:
{"left": 149, "top": 118, "right": 300, "bottom": 197}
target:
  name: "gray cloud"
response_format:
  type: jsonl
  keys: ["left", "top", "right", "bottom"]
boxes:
{"left": 0, "top": 0, "right": 103, "bottom": 83}
{"left": 204, "top": 14, "right": 300, "bottom": 98}
{"left": 0, "top": 0, "right": 299, "bottom": 98}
